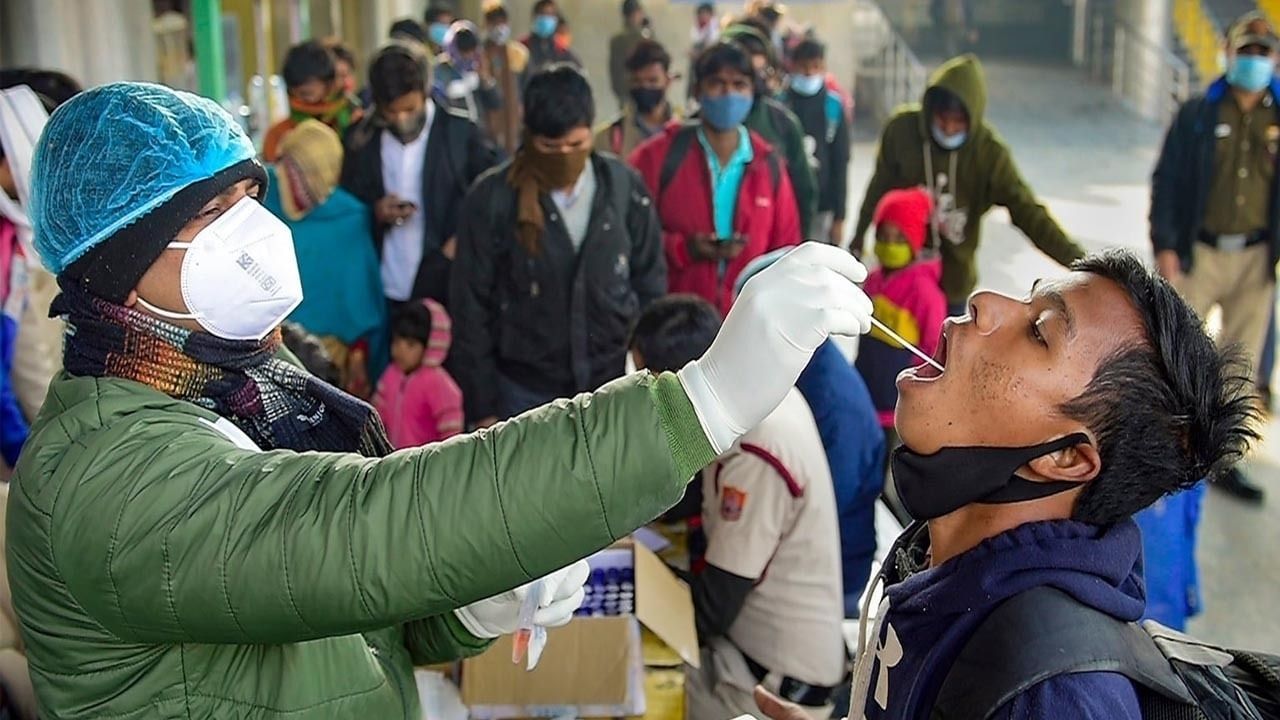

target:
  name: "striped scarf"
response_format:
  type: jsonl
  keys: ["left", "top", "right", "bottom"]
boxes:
{"left": 55, "top": 281, "right": 392, "bottom": 456}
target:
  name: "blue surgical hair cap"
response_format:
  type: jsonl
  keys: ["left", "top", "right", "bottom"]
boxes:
{"left": 29, "top": 82, "right": 256, "bottom": 274}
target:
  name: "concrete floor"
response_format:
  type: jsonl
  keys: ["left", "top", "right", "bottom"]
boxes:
{"left": 844, "top": 59, "right": 1279, "bottom": 650}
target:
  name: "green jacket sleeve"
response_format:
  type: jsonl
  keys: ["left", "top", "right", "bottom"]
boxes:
{"left": 56, "top": 373, "right": 715, "bottom": 646}
{"left": 986, "top": 137, "right": 1085, "bottom": 267}
{"left": 402, "top": 613, "right": 494, "bottom": 665}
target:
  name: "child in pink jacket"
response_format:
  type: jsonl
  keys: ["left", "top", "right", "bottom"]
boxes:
{"left": 374, "top": 299, "right": 464, "bottom": 448}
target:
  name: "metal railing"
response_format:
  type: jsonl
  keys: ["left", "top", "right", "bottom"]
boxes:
{"left": 851, "top": 0, "right": 928, "bottom": 121}
{"left": 1086, "top": 10, "right": 1192, "bottom": 122}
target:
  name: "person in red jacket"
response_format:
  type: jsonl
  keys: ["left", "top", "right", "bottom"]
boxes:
{"left": 630, "top": 41, "right": 801, "bottom": 315}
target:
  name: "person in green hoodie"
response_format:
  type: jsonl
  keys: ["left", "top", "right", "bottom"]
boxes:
{"left": 852, "top": 54, "right": 1085, "bottom": 313}
{"left": 722, "top": 23, "right": 820, "bottom": 238}
{"left": 13, "top": 82, "right": 875, "bottom": 719}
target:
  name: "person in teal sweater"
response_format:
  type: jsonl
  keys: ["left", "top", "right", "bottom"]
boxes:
{"left": 264, "top": 119, "right": 388, "bottom": 395}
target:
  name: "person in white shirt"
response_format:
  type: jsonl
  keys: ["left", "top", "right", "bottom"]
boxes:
{"left": 340, "top": 43, "right": 498, "bottom": 308}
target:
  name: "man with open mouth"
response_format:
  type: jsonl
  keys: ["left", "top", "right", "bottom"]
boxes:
{"left": 757, "top": 249, "right": 1258, "bottom": 719}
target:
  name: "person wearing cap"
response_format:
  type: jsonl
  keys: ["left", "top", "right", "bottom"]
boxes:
{"left": 1151, "top": 12, "right": 1280, "bottom": 504}
{"left": 853, "top": 54, "right": 1084, "bottom": 316}
{"left": 609, "top": 0, "right": 654, "bottom": 113}
{"left": 10, "top": 81, "right": 875, "bottom": 718}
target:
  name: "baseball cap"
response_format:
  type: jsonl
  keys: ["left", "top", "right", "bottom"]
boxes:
{"left": 1228, "top": 12, "right": 1279, "bottom": 52}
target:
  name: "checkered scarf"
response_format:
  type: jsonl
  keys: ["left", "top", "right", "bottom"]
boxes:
{"left": 55, "top": 281, "right": 393, "bottom": 456}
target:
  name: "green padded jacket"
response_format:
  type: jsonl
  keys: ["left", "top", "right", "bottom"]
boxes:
{"left": 8, "top": 370, "right": 714, "bottom": 719}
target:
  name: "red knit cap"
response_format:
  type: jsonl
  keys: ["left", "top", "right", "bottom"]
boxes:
{"left": 872, "top": 188, "right": 934, "bottom": 253}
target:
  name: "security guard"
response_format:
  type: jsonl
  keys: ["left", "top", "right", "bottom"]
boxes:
{"left": 1151, "top": 12, "right": 1280, "bottom": 503}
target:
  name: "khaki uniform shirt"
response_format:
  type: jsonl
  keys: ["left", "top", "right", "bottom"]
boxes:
{"left": 699, "top": 389, "right": 846, "bottom": 686}
{"left": 1203, "top": 92, "right": 1279, "bottom": 236}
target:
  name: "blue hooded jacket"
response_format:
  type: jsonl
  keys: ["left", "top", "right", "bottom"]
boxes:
{"left": 795, "top": 340, "right": 886, "bottom": 616}
{"left": 856, "top": 519, "right": 1144, "bottom": 719}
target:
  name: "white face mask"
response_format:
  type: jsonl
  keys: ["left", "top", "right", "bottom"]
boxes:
{"left": 136, "top": 196, "right": 303, "bottom": 341}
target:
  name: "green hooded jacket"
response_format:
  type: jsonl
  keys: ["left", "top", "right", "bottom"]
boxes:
{"left": 8, "top": 370, "right": 714, "bottom": 719}
{"left": 853, "top": 55, "right": 1084, "bottom": 303}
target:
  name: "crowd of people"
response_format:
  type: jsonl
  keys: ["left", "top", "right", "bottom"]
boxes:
{"left": 0, "top": 1, "right": 1276, "bottom": 719}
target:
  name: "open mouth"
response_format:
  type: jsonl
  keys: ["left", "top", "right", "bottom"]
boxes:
{"left": 908, "top": 329, "right": 948, "bottom": 380}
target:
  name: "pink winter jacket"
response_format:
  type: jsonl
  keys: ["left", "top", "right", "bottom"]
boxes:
{"left": 374, "top": 299, "right": 464, "bottom": 448}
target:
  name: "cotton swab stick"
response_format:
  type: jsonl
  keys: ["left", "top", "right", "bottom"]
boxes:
{"left": 869, "top": 316, "right": 944, "bottom": 372}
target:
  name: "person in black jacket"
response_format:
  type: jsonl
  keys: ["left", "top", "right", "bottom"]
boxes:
{"left": 1150, "top": 13, "right": 1280, "bottom": 503}
{"left": 783, "top": 39, "right": 850, "bottom": 246}
{"left": 450, "top": 64, "right": 667, "bottom": 428}
{"left": 340, "top": 43, "right": 499, "bottom": 308}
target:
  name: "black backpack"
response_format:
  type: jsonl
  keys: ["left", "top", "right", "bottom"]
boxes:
{"left": 933, "top": 586, "right": 1280, "bottom": 720}
{"left": 656, "top": 121, "right": 781, "bottom": 204}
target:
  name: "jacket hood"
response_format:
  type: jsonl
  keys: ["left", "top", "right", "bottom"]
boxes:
{"left": 920, "top": 54, "right": 987, "bottom": 135}
{"left": 422, "top": 298, "right": 452, "bottom": 368}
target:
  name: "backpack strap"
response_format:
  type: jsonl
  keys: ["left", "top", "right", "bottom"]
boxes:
{"left": 932, "top": 587, "right": 1194, "bottom": 720}
{"left": 658, "top": 122, "right": 700, "bottom": 202}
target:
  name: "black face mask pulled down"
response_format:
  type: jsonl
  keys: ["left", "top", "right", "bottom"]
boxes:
{"left": 892, "top": 433, "right": 1091, "bottom": 521}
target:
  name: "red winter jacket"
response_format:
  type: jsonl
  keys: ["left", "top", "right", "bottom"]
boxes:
{"left": 629, "top": 124, "right": 801, "bottom": 315}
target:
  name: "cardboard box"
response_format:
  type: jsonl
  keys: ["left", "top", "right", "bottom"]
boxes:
{"left": 462, "top": 541, "right": 699, "bottom": 719}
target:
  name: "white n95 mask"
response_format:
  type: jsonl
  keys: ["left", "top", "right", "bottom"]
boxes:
{"left": 137, "top": 196, "right": 303, "bottom": 341}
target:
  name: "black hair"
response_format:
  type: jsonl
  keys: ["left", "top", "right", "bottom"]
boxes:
{"left": 925, "top": 87, "right": 969, "bottom": 118}
{"left": 392, "top": 303, "right": 433, "bottom": 345}
{"left": 368, "top": 44, "right": 429, "bottom": 107}
{"left": 281, "top": 40, "right": 336, "bottom": 89}
{"left": 697, "top": 2, "right": 715, "bottom": 14}
{"left": 622, "top": 0, "right": 643, "bottom": 18}
{"left": 694, "top": 41, "right": 754, "bottom": 86}
{"left": 629, "top": 295, "right": 723, "bottom": 373}
{"left": 455, "top": 27, "right": 480, "bottom": 52}
{"left": 324, "top": 39, "right": 357, "bottom": 68}
{"left": 424, "top": 4, "right": 456, "bottom": 24}
{"left": 626, "top": 39, "right": 672, "bottom": 73}
{"left": 485, "top": 6, "right": 509, "bottom": 23}
{"left": 533, "top": 0, "right": 557, "bottom": 16}
{"left": 389, "top": 18, "right": 429, "bottom": 44}
{"left": 523, "top": 64, "right": 594, "bottom": 137}
{"left": 281, "top": 322, "right": 341, "bottom": 385}
{"left": 1061, "top": 249, "right": 1259, "bottom": 525}
{"left": 792, "top": 39, "right": 825, "bottom": 63}
{"left": 0, "top": 68, "right": 82, "bottom": 108}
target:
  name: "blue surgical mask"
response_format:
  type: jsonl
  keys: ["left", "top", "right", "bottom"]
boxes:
{"left": 428, "top": 22, "right": 450, "bottom": 47}
{"left": 700, "top": 92, "right": 754, "bottom": 131}
{"left": 931, "top": 124, "right": 967, "bottom": 150}
{"left": 790, "top": 73, "right": 825, "bottom": 97}
{"left": 1227, "top": 55, "right": 1276, "bottom": 93}
{"left": 532, "top": 14, "right": 559, "bottom": 39}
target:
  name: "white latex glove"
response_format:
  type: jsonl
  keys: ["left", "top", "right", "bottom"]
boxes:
{"left": 453, "top": 560, "right": 591, "bottom": 639}
{"left": 679, "top": 242, "right": 872, "bottom": 453}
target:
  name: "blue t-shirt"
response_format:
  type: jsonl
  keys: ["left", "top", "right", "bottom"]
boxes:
{"left": 695, "top": 125, "right": 753, "bottom": 239}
